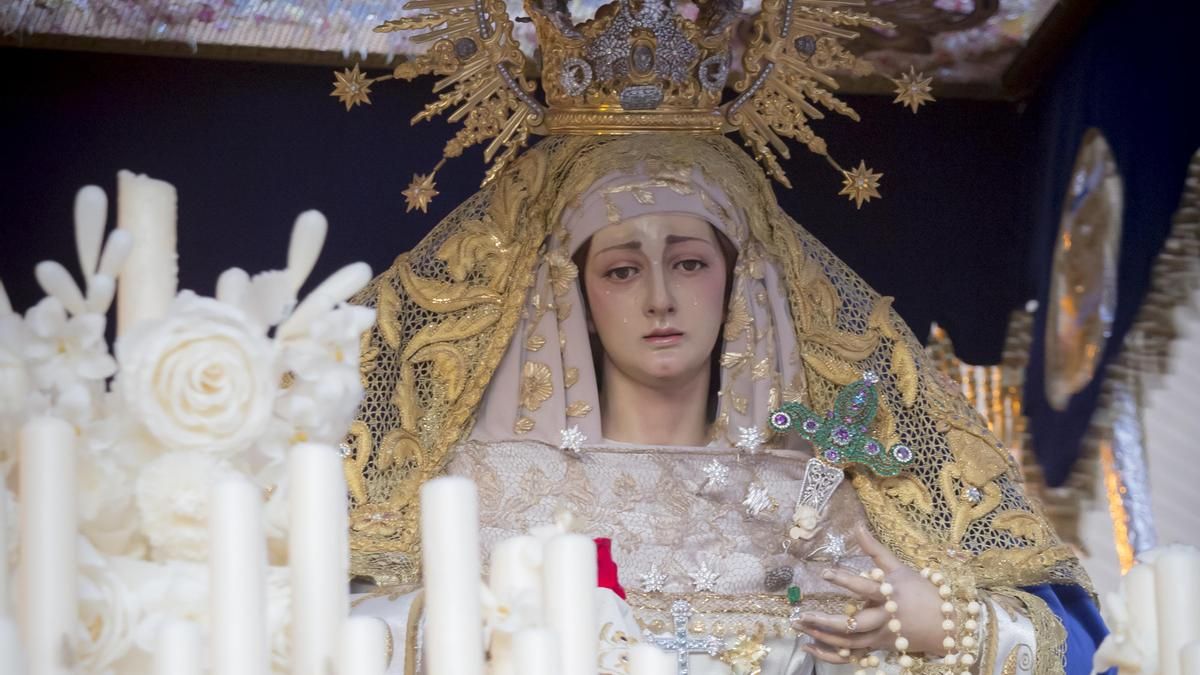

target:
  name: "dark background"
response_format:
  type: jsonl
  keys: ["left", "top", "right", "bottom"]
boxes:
{"left": 1, "top": 0, "right": 1196, "bottom": 482}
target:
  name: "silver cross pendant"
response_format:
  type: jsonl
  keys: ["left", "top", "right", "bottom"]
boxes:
{"left": 643, "top": 600, "right": 725, "bottom": 675}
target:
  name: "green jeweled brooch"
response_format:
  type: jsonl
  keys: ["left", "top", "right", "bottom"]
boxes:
{"left": 768, "top": 371, "right": 914, "bottom": 478}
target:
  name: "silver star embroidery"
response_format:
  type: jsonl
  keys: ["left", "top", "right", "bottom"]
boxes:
{"left": 742, "top": 483, "right": 776, "bottom": 517}
{"left": 701, "top": 459, "right": 730, "bottom": 490}
{"left": 640, "top": 564, "right": 668, "bottom": 593}
{"left": 689, "top": 560, "right": 720, "bottom": 592}
{"left": 811, "top": 532, "right": 848, "bottom": 564}
{"left": 862, "top": 370, "right": 880, "bottom": 384}
{"left": 559, "top": 425, "right": 587, "bottom": 453}
{"left": 736, "top": 426, "right": 767, "bottom": 453}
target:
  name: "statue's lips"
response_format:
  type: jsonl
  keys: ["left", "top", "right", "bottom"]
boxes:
{"left": 643, "top": 329, "right": 683, "bottom": 346}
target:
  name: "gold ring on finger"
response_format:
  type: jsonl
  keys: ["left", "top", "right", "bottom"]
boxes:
{"left": 845, "top": 616, "right": 858, "bottom": 633}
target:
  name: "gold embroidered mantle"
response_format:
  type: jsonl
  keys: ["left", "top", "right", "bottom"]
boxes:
{"left": 345, "top": 134, "right": 1090, "bottom": 604}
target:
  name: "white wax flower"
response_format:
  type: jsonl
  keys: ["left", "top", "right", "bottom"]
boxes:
{"left": 122, "top": 557, "right": 208, "bottom": 654}
{"left": 276, "top": 304, "right": 375, "bottom": 445}
{"left": 116, "top": 292, "right": 279, "bottom": 457}
{"left": 78, "top": 444, "right": 144, "bottom": 557}
{"left": 23, "top": 296, "right": 116, "bottom": 391}
{"left": 75, "top": 541, "right": 141, "bottom": 675}
{"left": 0, "top": 313, "right": 32, "bottom": 418}
{"left": 135, "top": 451, "right": 236, "bottom": 562}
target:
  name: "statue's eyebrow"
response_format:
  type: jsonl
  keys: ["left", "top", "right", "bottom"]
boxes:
{"left": 596, "top": 240, "right": 642, "bottom": 254}
{"left": 664, "top": 234, "right": 711, "bottom": 247}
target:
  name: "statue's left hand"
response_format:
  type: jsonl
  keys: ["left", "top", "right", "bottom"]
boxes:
{"left": 795, "top": 525, "right": 950, "bottom": 663}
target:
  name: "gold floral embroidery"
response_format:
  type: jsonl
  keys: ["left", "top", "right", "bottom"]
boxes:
{"left": 566, "top": 400, "right": 593, "bottom": 417}
{"left": 525, "top": 334, "right": 547, "bottom": 352}
{"left": 520, "top": 361, "right": 554, "bottom": 411}
{"left": 546, "top": 250, "right": 578, "bottom": 297}
{"left": 564, "top": 366, "right": 579, "bottom": 388}
{"left": 514, "top": 417, "right": 536, "bottom": 434}
{"left": 724, "top": 293, "right": 753, "bottom": 341}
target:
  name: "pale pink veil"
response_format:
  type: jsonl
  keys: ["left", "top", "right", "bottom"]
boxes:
{"left": 468, "top": 166, "right": 806, "bottom": 450}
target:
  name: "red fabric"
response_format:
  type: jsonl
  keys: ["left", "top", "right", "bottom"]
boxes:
{"left": 594, "top": 537, "right": 626, "bottom": 599}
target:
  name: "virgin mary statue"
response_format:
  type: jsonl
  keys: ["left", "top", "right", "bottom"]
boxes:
{"left": 344, "top": 134, "right": 1107, "bottom": 675}
{"left": 334, "top": 1, "right": 1107, "bottom": 672}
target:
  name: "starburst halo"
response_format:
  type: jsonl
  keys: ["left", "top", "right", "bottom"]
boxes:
{"left": 402, "top": 173, "right": 439, "bottom": 213}
{"left": 330, "top": 64, "right": 375, "bottom": 111}
{"left": 891, "top": 66, "right": 935, "bottom": 114}
{"left": 839, "top": 161, "right": 883, "bottom": 209}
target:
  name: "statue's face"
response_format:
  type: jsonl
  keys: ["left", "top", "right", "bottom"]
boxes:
{"left": 582, "top": 213, "right": 728, "bottom": 388}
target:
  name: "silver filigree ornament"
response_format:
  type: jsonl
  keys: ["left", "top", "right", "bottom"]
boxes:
{"left": 689, "top": 560, "right": 720, "bottom": 592}
{"left": 640, "top": 563, "right": 669, "bottom": 593}
{"left": 699, "top": 459, "right": 730, "bottom": 492}
{"left": 736, "top": 425, "right": 767, "bottom": 453}
{"left": 742, "top": 483, "right": 776, "bottom": 517}
{"left": 698, "top": 53, "right": 729, "bottom": 94}
{"left": 643, "top": 600, "right": 725, "bottom": 675}
{"left": 560, "top": 57, "right": 594, "bottom": 97}
{"left": 559, "top": 425, "right": 588, "bottom": 453}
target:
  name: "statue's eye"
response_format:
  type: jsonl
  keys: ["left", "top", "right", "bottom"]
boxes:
{"left": 676, "top": 259, "right": 707, "bottom": 272}
{"left": 605, "top": 266, "right": 638, "bottom": 280}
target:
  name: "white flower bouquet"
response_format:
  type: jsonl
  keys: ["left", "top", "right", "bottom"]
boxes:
{"left": 0, "top": 179, "right": 375, "bottom": 674}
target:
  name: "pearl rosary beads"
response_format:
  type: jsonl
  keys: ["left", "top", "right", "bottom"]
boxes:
{"left": 852, "top": 567, "right": 914, "bottom": 675}
{"left": 921, "top": 566, "right": 982, "bottom": 675}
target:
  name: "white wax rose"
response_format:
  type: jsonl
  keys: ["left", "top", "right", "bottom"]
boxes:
{"left": 116, "top": 292, "right": 279, "bottom": 457}
{"left": 135, "top": 451, "right": 236, "bottom": 561}
{"left": 75, "top": 541, "right": 142, "bottom": 675}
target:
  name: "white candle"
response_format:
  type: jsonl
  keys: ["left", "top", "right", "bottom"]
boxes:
{"left": 338, "top": 616, "right": 390, "bottom": 675}
{"left": 543, "top": 534, "right": 597, "bottom": 675}
{"left": 289, "top": 443, "right": 350, "bottom": 675}
{"left": 629, "top": 643, "right": 675, "bottom": 675}
{"left": 154, "top": 619, "right": 202, "bottom": 675}
{"left": 209, "top": 475, "right": 269, "bottom": 675}
{"left": 420, "top": 477, "right": 484, "bottom": 675}
{"left": 1155, "top": 547, "right": 1200, "bottom": 675}
{"left": 1, "top": 615, "right": 24, "bottom": 675}
{"left": 1182, "top": 641, "right": 1200, "bottom": 675}
{"left": 1122, "top": 563, "right": 1159, "bottom": 662}
{"left": 0, "top": 487, "right": 8, "bottom": 615}
{"left": 512, "top": 627, "right": 559, "bottom": 675}
{"left": 17, "top": 417, "right": 77, "bottom": 675}
{"left": 116, "top": 170, "right": 177, "bottom": 336}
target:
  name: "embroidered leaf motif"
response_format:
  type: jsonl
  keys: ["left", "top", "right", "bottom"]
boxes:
{"left": 514, "top": 417, "right": 535, "bottom": 434}
{"left": 868, "top": 296, "right": 900, "bottom": 340}
{"left": 800, "top": 351, "right": 860, "bottom": 386}
{"left": 992, "top": 510, "right": 1048, "bottom": 546}
{"left": 564, "top": 366, "right": 579, "bottom": 388}
{"left": 377, "top": 280, "right": 403, "bottom": 350}
{"left": 891, "top": 342, "right": 918, "bottom": 407}
{"left": 881, "top": 475, "right": 932, "bottom": 513}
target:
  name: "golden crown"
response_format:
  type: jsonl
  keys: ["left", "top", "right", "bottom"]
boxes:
{"left": 332, "top": 0, "right": 935, "bottom": 212}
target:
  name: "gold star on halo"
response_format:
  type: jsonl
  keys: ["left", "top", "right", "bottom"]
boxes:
{"left": 839, "top": 161, "right": 882, "bottom": 209}
{"left": 891, "top": 66, "right": 935, "bottom": 114}
{"left": 331, "top": 64, "right": 374, "bottom": 111}
{"left": 402, "top": 173, "right": 439, "bottom": 213}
